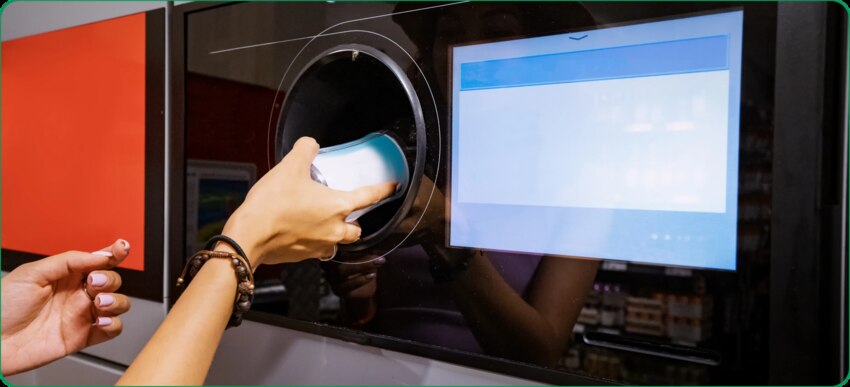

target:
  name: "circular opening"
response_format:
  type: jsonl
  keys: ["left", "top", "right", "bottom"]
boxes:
{"left": 276, "top": 46, "right": 423, "bottom": 249}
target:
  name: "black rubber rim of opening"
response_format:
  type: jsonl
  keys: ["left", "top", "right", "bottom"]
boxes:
{"left": 275, "top": 44, "right": 427, "bottom": 252}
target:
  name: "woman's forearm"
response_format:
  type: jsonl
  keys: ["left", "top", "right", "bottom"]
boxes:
{"left": 118, "top": 253, "right": 238, "bottom": 385}
{"left": 115, "top": 138, "right": 393, "bottom": 385}
{"left": 446, "top": 254, "right": 563, "bottom": 366}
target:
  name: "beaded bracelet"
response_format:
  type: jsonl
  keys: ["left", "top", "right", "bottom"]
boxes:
{"left": 176, "top": 236, "right": 255, "bottom": 328}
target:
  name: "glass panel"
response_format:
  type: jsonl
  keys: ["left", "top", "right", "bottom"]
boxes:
{"left": 184, "top": 2, "right": 778, "bottom": 383}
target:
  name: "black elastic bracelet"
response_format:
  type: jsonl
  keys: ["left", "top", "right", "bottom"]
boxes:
{"left": 205, "top": 234, "right": 253, "bottom": 273}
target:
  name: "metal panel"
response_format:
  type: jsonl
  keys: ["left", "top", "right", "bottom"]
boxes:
{"left": 771, "top": 2, "right": 847, "bottom": 384}
{"left": 5, "top": 353, "right": 124, "bottom": 386}
{"left": 205, "top": 319, "right": 540, "bottom": 385}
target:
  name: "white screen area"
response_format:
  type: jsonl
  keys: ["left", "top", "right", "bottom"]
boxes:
{"left": 450, "top": 11, "right": 743, "bottom": 270}
{"left": 457, "top": 71, "right": 730, "bottom": 213}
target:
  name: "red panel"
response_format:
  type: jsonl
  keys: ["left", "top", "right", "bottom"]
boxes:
{"left": 2, "top": 14, "right": 146, "bottom": 271}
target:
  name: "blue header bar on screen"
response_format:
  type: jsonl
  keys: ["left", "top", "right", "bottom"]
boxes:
{"left": 460, "top": 35, "right": 729, "bottom": 91}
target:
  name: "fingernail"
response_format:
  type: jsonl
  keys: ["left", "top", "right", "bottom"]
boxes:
{"left": 90, "top": 273, "right": 108, "bottom": 287}
{"left": 96, "top": 317, "right": 112, "bottom": 326}
{"left": 92, "top": 251, "right": 113, "bottom": 257}
{"left": 96, "top": 294, "right": 115, "bottom": 307}
{"left": 374, "top": 257, "right": 386, "bottom": 266}
{"left": 366, "top": 273, "right": 376, "bottom": 279}
{"left": 119, "top": 239, "right": 130, "bottom": 253}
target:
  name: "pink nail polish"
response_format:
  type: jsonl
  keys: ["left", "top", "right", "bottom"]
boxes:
{"left": 90, "top": 273, "right": 108, "bottom": 287}
{"left": 92, "top": 251, "right": 113, "bottom": 257}
{"left": 96, "top": 317, "right": 112, "bottom": 326}
{"left": 96, "top": 294, "right": 115, "bottom": 307}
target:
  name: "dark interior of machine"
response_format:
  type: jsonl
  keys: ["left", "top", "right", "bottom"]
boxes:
{"left": 277, "top": 50, "right": 418, "bottom": 242}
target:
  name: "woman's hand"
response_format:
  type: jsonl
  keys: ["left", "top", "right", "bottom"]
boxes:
{"left": 1, "top": 239, "right": 132, "bottom": 376}
{"left": 222, "top": 137, "right": 397, "bottom": 266}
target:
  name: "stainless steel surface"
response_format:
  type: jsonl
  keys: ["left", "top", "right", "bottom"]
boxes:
{"left": 5, "top": 353, "right": 124, "bottom": 385}
{"left": 205, "top": 319, "right": 540, "bottom": 385}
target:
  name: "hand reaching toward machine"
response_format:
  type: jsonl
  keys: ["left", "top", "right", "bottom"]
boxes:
{"left": 221, "top": 137, "right": 397, "bottom": 266}
{"left": 1, "top": 239, "right": 132, "bottom": 376}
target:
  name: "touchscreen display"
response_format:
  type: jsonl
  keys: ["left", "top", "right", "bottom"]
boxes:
{"left": 450, "top": 11, "right": 743, "bottom": 270}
